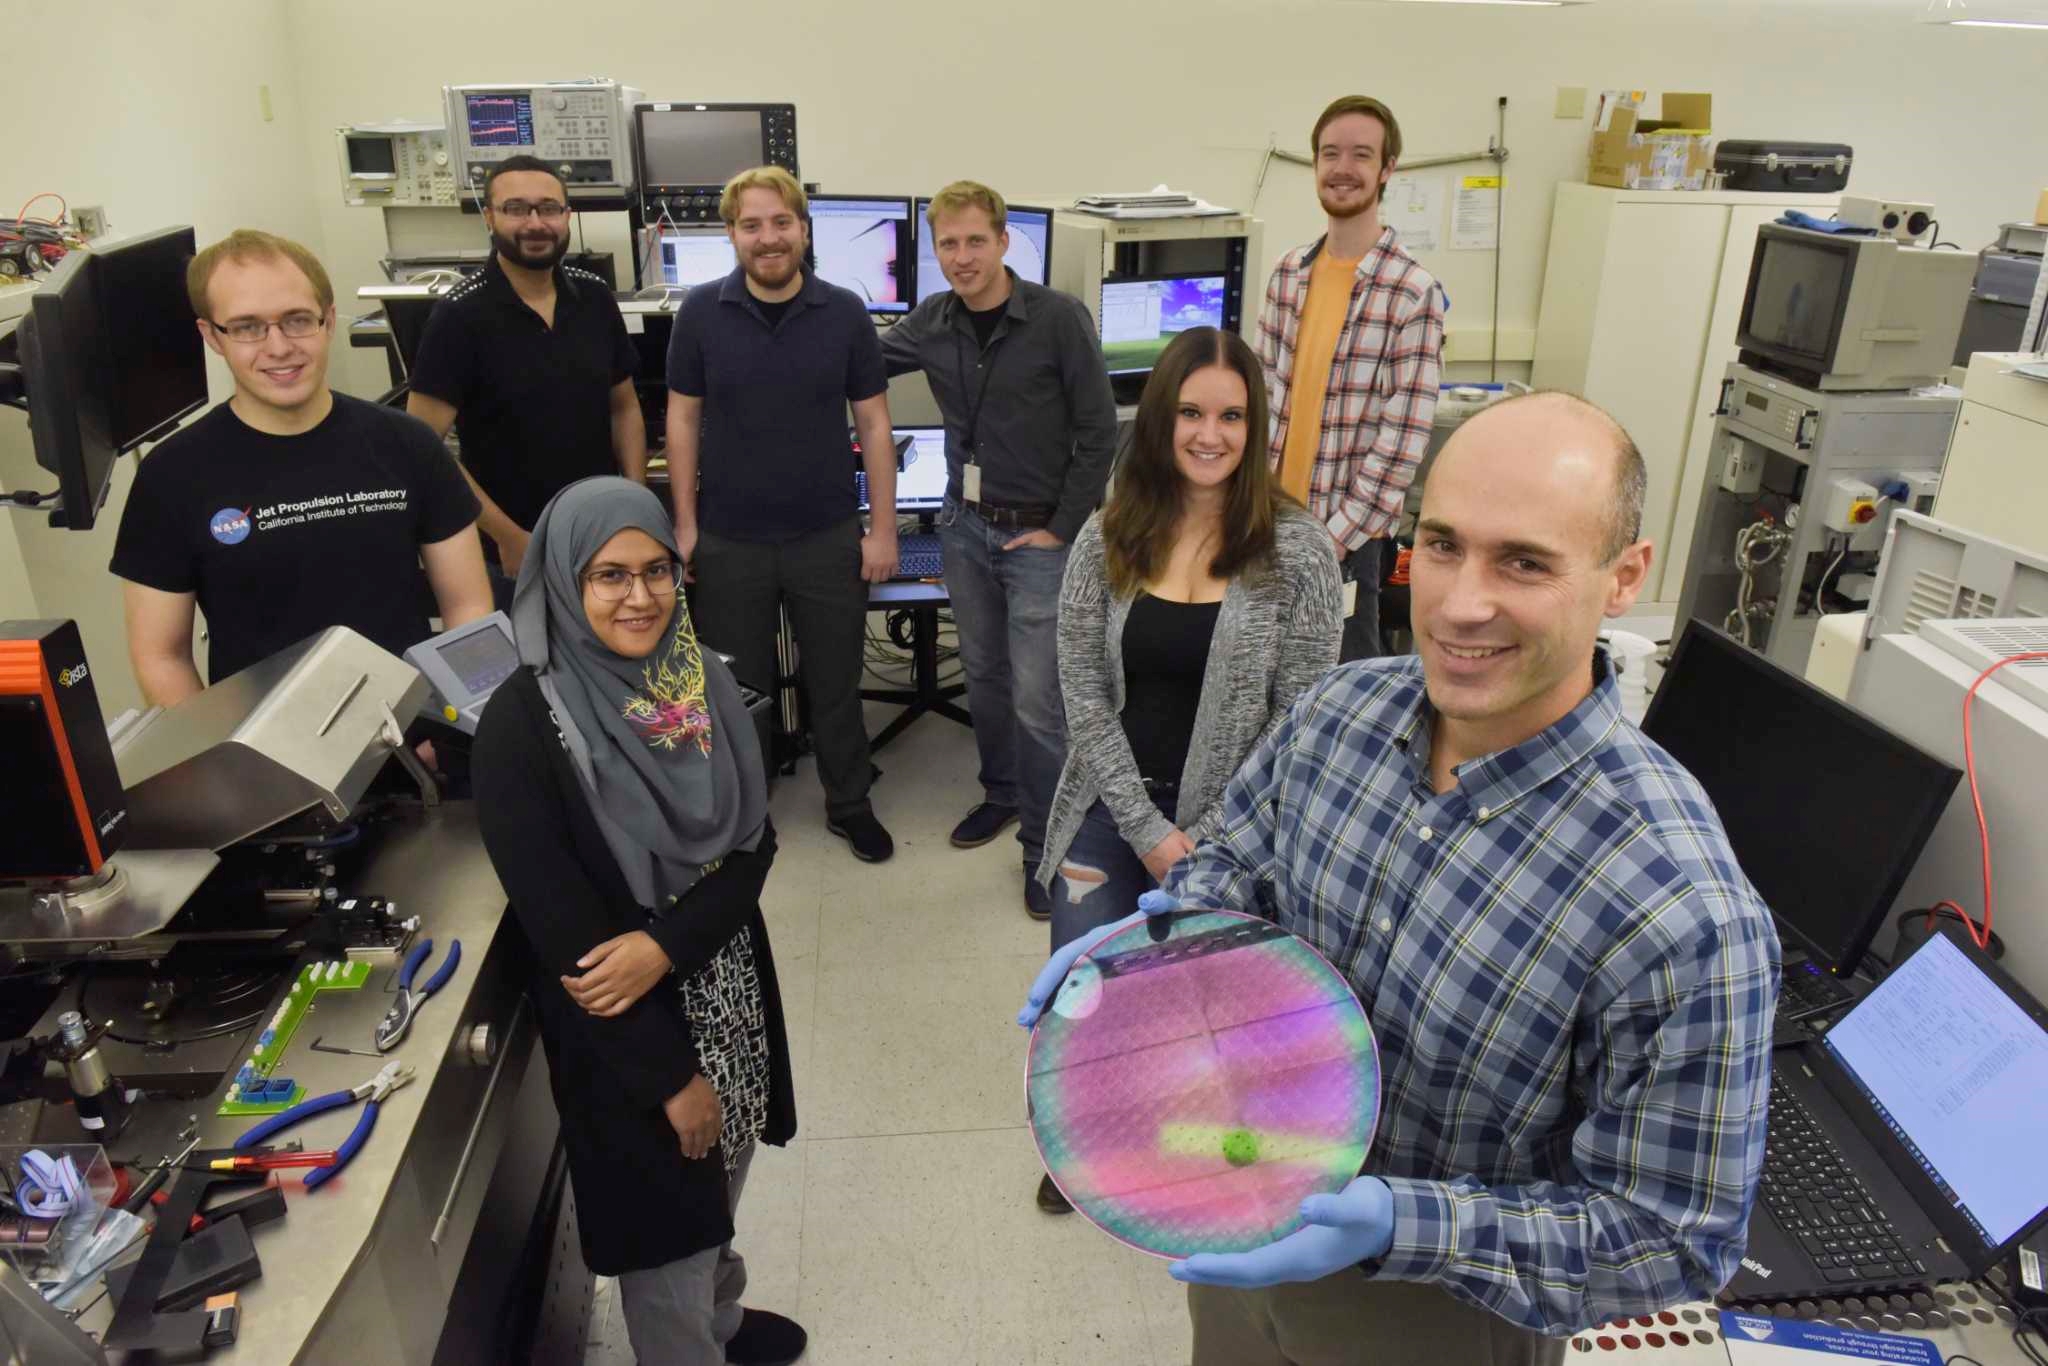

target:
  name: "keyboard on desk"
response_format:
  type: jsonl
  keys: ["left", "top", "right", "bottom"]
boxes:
{"left": 1778, "top": 959, "right": 1859, "bottom": 1024}
{"left": 893, "top": 532, "right": 944, "bottom": 581}
{"left": 1759, "top": 1078, "right": 1928, "bottom": 1286}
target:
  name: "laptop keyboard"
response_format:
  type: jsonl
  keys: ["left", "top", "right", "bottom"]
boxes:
{"left": 895, "top": 533, "right": 944, "bottom": 580}
{"left": 1779, "top": 960, "right": 1857, "bottom": 1022}
{"left": 1761, "top": 1078, "right": 1930, "bottom": 1286}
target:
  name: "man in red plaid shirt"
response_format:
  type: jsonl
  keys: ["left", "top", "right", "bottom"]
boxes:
{"left": 1257, "top": 95, "right": 1445, "bottom": 661}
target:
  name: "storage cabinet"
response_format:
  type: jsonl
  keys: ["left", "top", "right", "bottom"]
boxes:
{"left": 1532, "top": 183, "right": 1838, "bottom": 600}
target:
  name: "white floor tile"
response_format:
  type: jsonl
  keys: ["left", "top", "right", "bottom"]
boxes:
{"left": 806, "top": 951, "right": 1042, "bottom": 1140}
{"left": 796, "top": 1128, "right": 1161, "bottom": 1366}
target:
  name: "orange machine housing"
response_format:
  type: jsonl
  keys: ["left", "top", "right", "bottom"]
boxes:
{"left": 0, "top": 620, "right": 128, "bottom": 881}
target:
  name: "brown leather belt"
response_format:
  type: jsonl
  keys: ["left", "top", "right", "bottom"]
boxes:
{"left": 964, "top": 499, "right": 1055, "bottom": 531}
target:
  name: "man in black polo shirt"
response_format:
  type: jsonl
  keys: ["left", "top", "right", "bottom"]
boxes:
{"left": 113, "top": 229, "right": 490, "bottom": 705}
{"left": 880, "top": 181, "right": 1118, "bottom": 920}
{"left": 407, "top": 155, "right": 645, "bottom": 592}
{"left": 666, "top": 167, "right": 899, "bottom": 863}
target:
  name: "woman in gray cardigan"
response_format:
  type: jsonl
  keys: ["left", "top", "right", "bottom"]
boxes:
{"left": 1031, "top": 327, "right": 1342, "bottom": 1208}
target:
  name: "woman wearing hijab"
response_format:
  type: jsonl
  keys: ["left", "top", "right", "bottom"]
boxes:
{"left": 473, "top": 477, "right": 803, "bottom": 1366}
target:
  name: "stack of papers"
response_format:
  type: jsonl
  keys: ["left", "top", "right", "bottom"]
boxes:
{"left": 1072, "top": 188, "right": 1236, "bottom": 220}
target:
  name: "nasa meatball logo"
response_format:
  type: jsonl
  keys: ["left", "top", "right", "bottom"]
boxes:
{"left": 209, "top": 507, "right": 253, "bottom": 545}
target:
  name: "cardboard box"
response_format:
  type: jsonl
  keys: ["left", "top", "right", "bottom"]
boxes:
{"left": 1589, "top": 92, "right": 1714, "bottom": 191}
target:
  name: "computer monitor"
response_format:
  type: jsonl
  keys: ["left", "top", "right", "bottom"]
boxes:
{"left": 1820, "top": 925, "right": 2048, "bottom": 1270}
{"left": 650, "top": 229, "right": 738, "bottom": 289}
{"left": 633, "top": 103, "right": 798, "bottom": 191}
{"left": 1641, "top": 620, "right": 1962, "bottom": 977}
{"left": 4, "top": 226, "right": 208, "bottom": 530}
{"left": 1098, "top": 273, "right": 1228, "bottom": 377}
{"left": 807, "top": 195, "right": 913, "bottom": 314}
{"left": 912, "top": 200, "right": 1054, "bottom": 304}
{"left": 853, "top": 427, "right": 949, "bottom": 512}
{"left": 1736, "top": 224, "right": 1977, "bottom": 391}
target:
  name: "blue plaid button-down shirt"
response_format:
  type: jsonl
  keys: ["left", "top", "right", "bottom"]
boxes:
{"left": 1166, "top": 653, "right": 1779, "bottom": 1335}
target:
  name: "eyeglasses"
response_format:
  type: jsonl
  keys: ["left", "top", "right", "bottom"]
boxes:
{"left": 206, "top": 312, "right": 325, "bottom": 345}
{"left": 585, "top": 561, "right": 681, "bottom": 602}
{"left": 492, "top": 200, "right": 569, "bottom": 222}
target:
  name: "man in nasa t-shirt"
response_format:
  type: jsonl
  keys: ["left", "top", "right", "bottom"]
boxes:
{"left": 111, "top": 230, "right": 489, "bottom": 705}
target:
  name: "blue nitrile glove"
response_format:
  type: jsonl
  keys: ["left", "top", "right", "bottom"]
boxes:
{"left": 1169, "top": 1175, "right": 1395, "bottom": 1287}
{"left": 1016, "top": 890, "right": 1181, "bottom": 1029}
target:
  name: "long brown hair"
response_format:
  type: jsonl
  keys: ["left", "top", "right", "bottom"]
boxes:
{"left": 1102, "top": 327, "right": 1282, "bottom": 596}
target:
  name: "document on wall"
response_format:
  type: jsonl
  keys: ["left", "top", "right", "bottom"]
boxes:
{"left": 1382, "top": 173, "right": 1444, "bottom": 254}
{"left": 1451, "top": 176, "right": 1500, "bottom": 252}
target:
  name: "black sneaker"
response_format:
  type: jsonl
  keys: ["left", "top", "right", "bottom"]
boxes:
{"left": 1023, "top": 875, "right": 1051, "bottom": 922}
{"left": 1036, "top": 1172, "right": 1073, "bottom": 1214}
{"left": 949, "top": 802, "right": 1018, "bottom": 849}
{"left": 725, "top": 1307, "right": 808, "bottom": 1365}
{"left": 826, "top": 810, "right": 895, "bottom": 863}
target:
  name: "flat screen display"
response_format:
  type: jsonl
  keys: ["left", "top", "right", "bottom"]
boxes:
{"left": 656, "top": 232, "right": 738, "bottom": 288}
{"left": 435, "top": 627, "right": 519, "bottom": 696}
{"left": 463, "top": 93, "right": 534, "bottom": 149}
{"left": 809, "top": 196, "right": 912, "bottom": 314}
{"left": 639, "top": 108, "right": 764, "bottom": 186}
{"left": 1099, "top": 275, "right": 1226, "bottom": 375}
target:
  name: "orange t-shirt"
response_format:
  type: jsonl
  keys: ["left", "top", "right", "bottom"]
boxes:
{"left": 1276, "top": 250, "right": 1363, "bottom": 505}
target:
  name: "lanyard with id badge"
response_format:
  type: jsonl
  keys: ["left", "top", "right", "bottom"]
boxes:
{"left": 954, "top": 328, "right": 1007, "bottom": 504}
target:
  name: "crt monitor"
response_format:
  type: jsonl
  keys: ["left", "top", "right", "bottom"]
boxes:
{"left": 1098, "top": 273, "right": 1228, "bottom": 376}
{"left": 853, "top": 428, "right": 949, "bottom": 512}
{"left": 650, "top": 229, "right": 738, "bottom": 289}
{"left": 1641, "top": 620, "right": 1961, "bottom": 977}
{"left": 807, "top": 195, "right": 913, "bottom": 314}
{"left": 1735, "top": 223, "right": 1976, "bottom": 392}
{"left": 913, "top": 200, "right": 1054, "bottom": 304}
{"left": 4, "top": 226, "right": 208, "bottom": 530}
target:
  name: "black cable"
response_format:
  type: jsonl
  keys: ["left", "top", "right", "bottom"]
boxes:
{"left": 3, "top": 487, "right": 59, "bottom": 507}
{"left": 1926, "top": 220, "right": 1962, "bottom": 250}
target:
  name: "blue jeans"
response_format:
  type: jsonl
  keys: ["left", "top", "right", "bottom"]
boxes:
{"left": 1049, "top": 799, "right": 1159, "bottom": 953}
{"left": 939, "top": 501, "right": 1068, "bottom": 874}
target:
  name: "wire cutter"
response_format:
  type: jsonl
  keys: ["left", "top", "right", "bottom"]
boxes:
{"left": 233, "top": 1060, "right": 415, "bottom": 1190}
{"left": 375, "top": 936, "right": 461, "bottom": 1052}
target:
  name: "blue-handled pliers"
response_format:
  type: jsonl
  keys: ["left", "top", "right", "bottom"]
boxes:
{"left": 376, "top": 937, "right": 461, "bottom": 1052}
{"left": 234, "top": 1059, "right": 415, "bottom": 1190}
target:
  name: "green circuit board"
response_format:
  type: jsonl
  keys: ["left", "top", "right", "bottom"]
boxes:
{"left": 215, "top": 959, "right": 373, "bottom": 1117}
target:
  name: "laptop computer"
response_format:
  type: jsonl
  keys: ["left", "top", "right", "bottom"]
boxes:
{"left": 1723, "top": 923, "right": 2048, "bottom": 1300}
{"left": 1642, "top": 623, "right": 1960, "bottom": 1035}
{"left": 852, "top": 427, "right": 950, "bottom": 581}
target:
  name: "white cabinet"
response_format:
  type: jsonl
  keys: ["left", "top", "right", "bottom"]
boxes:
{"left": 1934, "top": 352, "right": 2048, "bottom": 556}
{"left": 1532, "top": 184, "right": 1838, "bottom": 600}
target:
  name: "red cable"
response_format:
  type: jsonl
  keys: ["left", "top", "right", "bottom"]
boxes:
{"left": 14, "top": 192, "right": 66, "bottom": 225}
{"left": 1933, "top": 650, "right": 2048, "bottom": 950}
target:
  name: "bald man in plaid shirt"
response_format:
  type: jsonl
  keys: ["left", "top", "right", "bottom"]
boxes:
{"left": 1019, "top": 394, "right": 1778, "bottom": 1365}
{"left": 1258, "top": 94, "right": 1446, "bottom": 661}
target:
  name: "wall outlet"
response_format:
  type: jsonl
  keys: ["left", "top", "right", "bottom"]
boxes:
{"left": 1555, "top": 87, "right": 1587, "bottom": 120}
{"left": 71, "top": 206, "right": 107, "bottom": 240}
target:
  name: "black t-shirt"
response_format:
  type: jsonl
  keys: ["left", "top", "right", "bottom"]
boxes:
{"left": 1120, "top": 594, "right": 1222, "bottom": 792}
{"left": 408, "top": 258, "right": 637, "bottom": 535}
{"left": 665, "top": 269, "right": 888, "bottom": 541}
{"left": 753, "top": 296, "right": 795, "bottom": 330}
{"left": 967, "top": 302, "right": 1005, "bottom": 350}
{"left": 110, "top": 394, "right": 481, "bottom": 683}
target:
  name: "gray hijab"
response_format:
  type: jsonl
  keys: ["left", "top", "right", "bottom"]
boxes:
{"left": 510, "top": 477, "right": 767, "bottom": 908}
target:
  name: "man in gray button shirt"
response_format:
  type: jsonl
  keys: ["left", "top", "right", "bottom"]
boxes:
{"left": 881, "top": 181, "right": 1119, "bottom": 919}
